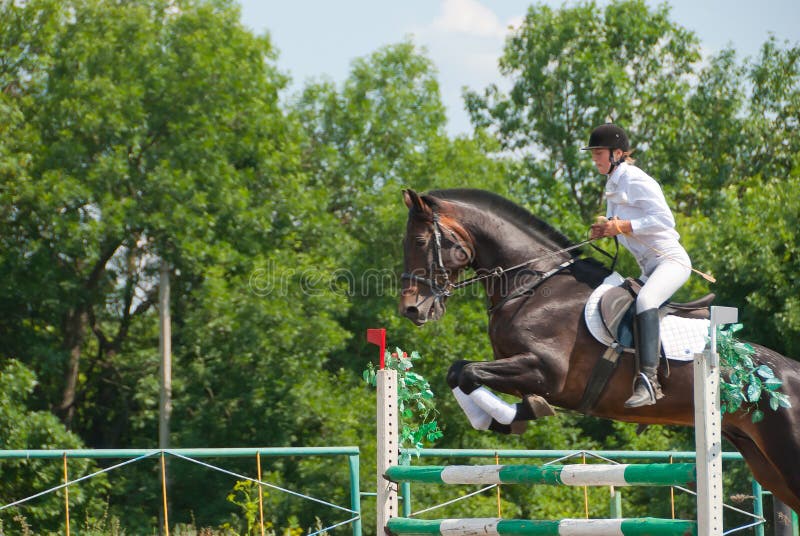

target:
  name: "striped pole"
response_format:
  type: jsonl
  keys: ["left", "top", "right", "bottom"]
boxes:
{"left": 386, "top": 517, "right": 698, "bottom": 536}
{"left": 385, "top": 463, "right": 695, "bottom": 487}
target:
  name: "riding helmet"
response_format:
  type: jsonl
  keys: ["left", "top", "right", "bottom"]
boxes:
{"left": 582, "top": 123, "right": 630, "bottom": 151}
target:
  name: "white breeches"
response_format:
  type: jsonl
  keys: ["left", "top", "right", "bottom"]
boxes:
{"left": 636, "top": 258, "right": 691, "bottom": 313}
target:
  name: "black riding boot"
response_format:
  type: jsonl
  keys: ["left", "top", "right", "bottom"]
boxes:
{"left": 624, "top": 308, "right": 664, "bottom": 408}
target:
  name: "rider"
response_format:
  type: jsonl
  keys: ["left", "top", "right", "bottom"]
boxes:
{"left": 584, "top": 122, "right": 691, "bottom": 408}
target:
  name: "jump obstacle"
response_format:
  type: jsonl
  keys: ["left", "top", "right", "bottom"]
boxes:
{"left": 369, "top": 306, "right": 739, "bottom": 536}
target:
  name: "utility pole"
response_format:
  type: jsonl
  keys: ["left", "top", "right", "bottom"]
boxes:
{"left": 159, "top": 261, "right": 172, "bottom": 535}
{"left": 159, "top": 261, "right": 172, "bottom": 449}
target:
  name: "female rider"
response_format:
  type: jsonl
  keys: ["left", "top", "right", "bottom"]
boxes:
{"left": 585, "top": 123, "right": 691, "bottom": 408}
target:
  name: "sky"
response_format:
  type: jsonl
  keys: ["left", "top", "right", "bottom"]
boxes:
{"left": 238, "top": 0, "right": 799, "bottom": 136}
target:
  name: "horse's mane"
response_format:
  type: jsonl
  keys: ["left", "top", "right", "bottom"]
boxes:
{"left": 426, "top": 188, "right": 575, "bottom": 250}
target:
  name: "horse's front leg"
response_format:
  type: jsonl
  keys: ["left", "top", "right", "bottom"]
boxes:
{"left": 447, "top": 354, "right": 557, "bottom": 434}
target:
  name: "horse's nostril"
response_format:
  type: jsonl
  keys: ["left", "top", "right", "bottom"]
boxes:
{"left": 404, "top": 306, "right": 419, "bottom": 318}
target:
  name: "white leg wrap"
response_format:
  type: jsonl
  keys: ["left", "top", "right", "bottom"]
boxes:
{"left": 469, "top": 387, "right": 517, "bottom": 425}
{"left": 452, "top": 387, "right": 492, "bottom": 430}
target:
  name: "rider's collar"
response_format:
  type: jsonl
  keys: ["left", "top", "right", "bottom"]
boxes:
{"left": 606, "top": 161, "right": 627, "bottom": 184}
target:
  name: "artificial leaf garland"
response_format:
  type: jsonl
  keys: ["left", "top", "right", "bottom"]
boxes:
{"left": 364, "top": 348, "right": 443, "bottom": 462}
{"left": 718, "top": 324, "right": 792, "bottom": 422}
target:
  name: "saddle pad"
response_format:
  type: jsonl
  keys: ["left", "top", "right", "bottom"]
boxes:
{"left": 584, "top": 273, "right": 710, "bottom": 362}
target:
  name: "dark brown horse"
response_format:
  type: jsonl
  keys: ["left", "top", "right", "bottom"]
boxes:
{"left": 399, "top": 188, "right": 800, "bottom": 512}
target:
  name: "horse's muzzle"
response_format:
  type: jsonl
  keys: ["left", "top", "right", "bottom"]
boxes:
{"left": 399, "top": 291, "right": 444, "bottom": 325}
{"left": 402, "top": 305, "right": 427, "bottom": 326}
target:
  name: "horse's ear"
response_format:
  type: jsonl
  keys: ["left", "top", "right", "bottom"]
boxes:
{"left": 403, "top": 189, "right": 432, "bottom": 215}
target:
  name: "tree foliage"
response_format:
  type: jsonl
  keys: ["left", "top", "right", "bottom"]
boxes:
{"left": 0, "top": 0, "right": 797, "bottom": 532}
{"left": 465, "top": 0, "right": 700, "bottom": 228}
{"left": 0, "top": 360, "right": 110, "bottom": 532}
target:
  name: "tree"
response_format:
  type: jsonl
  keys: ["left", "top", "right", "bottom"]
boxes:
{"left": 1, "top": 0, "right": 352, "bottom": 528}
{"left": 465, "top": 0, "right": 701, "bottom": 229}
{"left": 292, "top": 41, "right": 511, "bottom": 373}
{"left": 682, "top": 39, "right": 800, "bottom": 354}
{"left": 0, "top": 360, "right": 110, "bottom": 532}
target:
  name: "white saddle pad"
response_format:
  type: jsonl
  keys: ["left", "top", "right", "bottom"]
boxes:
{"left": 584, "top": 273, "right": 709, "bottom": 362}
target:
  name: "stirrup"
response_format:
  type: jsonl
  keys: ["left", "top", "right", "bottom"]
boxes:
{"left": 637, "top": 372, "right": 658, "bottom": 400}
{"left": 624, "top": 373, "right": 658, "bottom": 408}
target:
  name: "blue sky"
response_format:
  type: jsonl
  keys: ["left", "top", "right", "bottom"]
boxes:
{"left": 238, "top": 0, "right": 799, "bottom": 135}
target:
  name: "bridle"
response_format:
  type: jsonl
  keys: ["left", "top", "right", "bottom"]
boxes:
{"left": 401, "top": 211, "right": 605, "bottom": 311}
{"left": 401, "top": 213, "right": 470, "bottom": 299}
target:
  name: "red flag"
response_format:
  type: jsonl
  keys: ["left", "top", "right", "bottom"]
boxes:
{"left": 366, "top": 328, "right": 386, "bottom": 369}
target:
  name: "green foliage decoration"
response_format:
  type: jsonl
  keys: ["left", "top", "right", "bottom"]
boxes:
{"left": 364, "top": 348, "right": 443, "bottom": 462}
{"left": 718, "top": 324, "right": 792, "bottom": 422}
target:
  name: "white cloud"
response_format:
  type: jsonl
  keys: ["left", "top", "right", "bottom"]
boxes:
{"left": 432, "top": 0, "right": 507, "bottom": 38}
{"left": 405, "top": 1, "right": 525, "bottom": 135}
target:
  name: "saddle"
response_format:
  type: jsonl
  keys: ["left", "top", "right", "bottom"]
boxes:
{"left": 600, "top": 278, "right": 715, "bottom": 353}
{"left": 578, "top": 278, "right": 715, "bottom": 412}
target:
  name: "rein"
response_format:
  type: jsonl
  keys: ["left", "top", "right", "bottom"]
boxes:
{"left": 401, "top": 211, "right": 606, "bottom": 301}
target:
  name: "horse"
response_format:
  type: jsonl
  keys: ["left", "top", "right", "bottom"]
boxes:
{"left": 398, "top": 188, "right": 800, "bottom": 512}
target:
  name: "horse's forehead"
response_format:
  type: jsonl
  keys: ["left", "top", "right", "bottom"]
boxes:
{"left": 406, "top": 205, "right": 470, "bottom": 239}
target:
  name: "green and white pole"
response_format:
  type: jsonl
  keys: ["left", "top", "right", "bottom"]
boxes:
{"left": 386, "top": 517, "right": 698, "bottom": 536}
{"left": 385, "top": 463, "right": 695, "bottom": 487}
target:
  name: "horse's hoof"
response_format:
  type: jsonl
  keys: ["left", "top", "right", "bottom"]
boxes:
{"left": 524, "top": 394, "right": 556, "bottom": 418}
{"left": 510, "top": 420, "right": 528, "bottom": 435}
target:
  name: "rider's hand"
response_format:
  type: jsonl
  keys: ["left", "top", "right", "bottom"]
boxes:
{"left": 590, "top": 217, "right": 630, "bottom": 239}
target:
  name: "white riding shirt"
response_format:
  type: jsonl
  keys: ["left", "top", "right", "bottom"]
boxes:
{"left": 604, "top": 162, "right": 690, "bottom": 277}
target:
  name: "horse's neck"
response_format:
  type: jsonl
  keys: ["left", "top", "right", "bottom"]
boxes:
{"left": 468, "top": 213, "right": 565, "bottom": 273}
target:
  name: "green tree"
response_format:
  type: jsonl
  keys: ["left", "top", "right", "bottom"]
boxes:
{"left": 0, "top": 0, "right": 352, "bottom": 529}
{"left": 0, "top": 360, "right": 110, "bottom": 533}
{"left": 465, "top": 0, "right": 701, "bottom": 229}
{"left": 291, "top": 41, "right": 511, "bottom": 373}
{"left": 690, "top": 175, "right": 800, "bottom": 356}
{"left": 745, "top": 38, "right": 800, "bottom": 182}
{"left": 682, "top": 39, "right": 800, "bottom": 353}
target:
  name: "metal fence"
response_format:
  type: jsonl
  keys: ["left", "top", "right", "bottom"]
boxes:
{"left": 2, "top": 447, "right": 798, "bottom": 536}
{"left": 0, "top": 447, "right": 361, "bottom": 536}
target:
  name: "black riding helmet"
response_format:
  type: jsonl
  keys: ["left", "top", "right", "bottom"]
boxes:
{"left": 582, "top": 123, "right": 630, "bottom": 151}
{"left": 582, "top": 123, "right": 630, "bottom": 172}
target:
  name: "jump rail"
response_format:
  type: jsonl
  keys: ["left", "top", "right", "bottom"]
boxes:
{"left": 385, "top": 463, "right": 696, "bottom": 487}
{"left": 385, "top": 517, "right": 698, "bottom": 536}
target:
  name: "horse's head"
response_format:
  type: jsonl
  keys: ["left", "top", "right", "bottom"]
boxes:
{"left": 399, "top": 189, "right": 474, "bottom": 325}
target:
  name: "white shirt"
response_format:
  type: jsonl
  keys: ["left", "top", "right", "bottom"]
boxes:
{"left": 605, "top": 162, "right": 689, "bottom": 275}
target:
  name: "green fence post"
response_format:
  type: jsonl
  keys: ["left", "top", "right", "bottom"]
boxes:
{"left": 752, "top": 480, "right": 765, "bottom": 536}
{"left": 402, "top": 482, "right": 411, "bottom": 517}
{"left": 349, "top": 453, "right": 361, "bottom": 536}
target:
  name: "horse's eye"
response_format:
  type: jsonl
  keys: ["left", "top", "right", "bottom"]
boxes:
{"left": 453, "top": 248, "right": 468, "bottom": 262}
{"left": 415, "top": 237, "right": 428, "bottom": 246}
